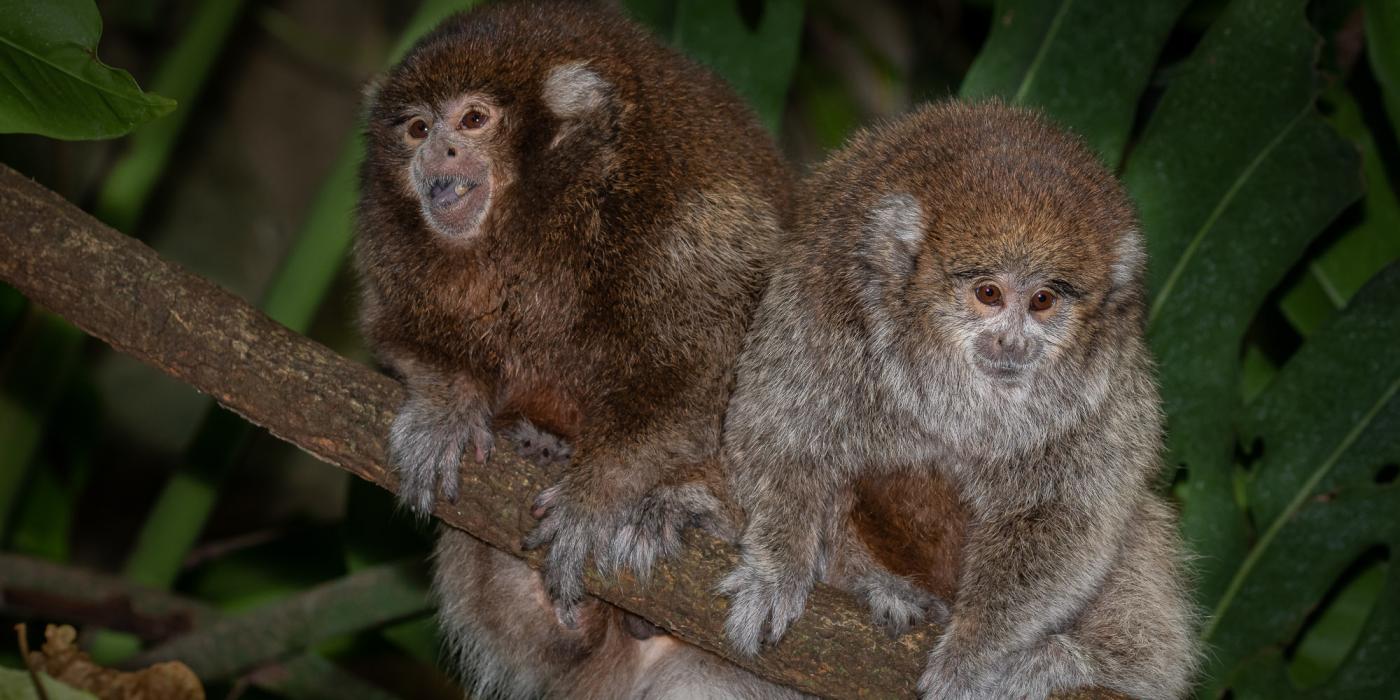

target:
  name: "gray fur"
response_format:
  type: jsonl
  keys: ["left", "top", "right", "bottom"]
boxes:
{"left": 719, "top": 102, "right": 1200, "bottom": 698}
{"left": 541, "top": 62, "right": 611, "bottom": 119}
{"left": 388, "top": 367, "right": 494, "bottom": 518}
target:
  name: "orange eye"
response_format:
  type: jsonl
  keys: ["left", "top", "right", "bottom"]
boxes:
{"left": 976, "top": 284, "right": 1003, "bottom": 306}
{"left": 461, "top": 109, "right": 489, "bottom": 130}
{"left": 407, "top": 119, "right": 429, "bottom": 139}
{"left": 1029, "top": 289, "right": 1056, "bottom": 312}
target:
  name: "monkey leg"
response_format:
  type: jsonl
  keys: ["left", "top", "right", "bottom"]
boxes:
{"left": 917, "top": 502, "right": 1122, "bottom": 700}
{"left": 995, "top": 497, "right": 1199, "bottom": 700}
{"left": 827, "top": 469, "right": 965, "bottom": 637}
{"left": 718, "top": 457, "right": 846, "bottom": 657}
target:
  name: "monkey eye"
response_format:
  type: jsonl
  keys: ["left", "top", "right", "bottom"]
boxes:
{"left": 461, "top": 109, "right": 489, "bottom": 130}
{"left": 975, "top": 284, "right": 1003, "bottom": 306}
{"left": 1029, "top": 289, "right": 1057, "bottom": 312}
{"left": 407, "top": 119, "right": 430, "bottom": 140}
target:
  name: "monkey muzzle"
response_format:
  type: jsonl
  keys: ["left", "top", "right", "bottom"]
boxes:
{"left": 413, "top": 135, "right": 494, "bottom": 238}
{"left": 973, "top": 331, "right": 1043, "bottom": 383}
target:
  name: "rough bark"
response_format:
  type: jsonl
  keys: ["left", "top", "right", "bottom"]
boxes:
{"left": 0, "top": 165, "right": 1118, "bottom": 699}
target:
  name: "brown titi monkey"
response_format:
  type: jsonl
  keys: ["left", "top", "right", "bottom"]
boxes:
{"left": 353, "top": 0, "right": 788, "bottom": 641}
{"left": 719, "top": 102, "right": 1199, "bottom": 699}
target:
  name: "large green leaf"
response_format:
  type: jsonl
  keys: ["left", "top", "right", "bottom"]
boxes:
{"left": 1279, "top": 89, "right": 1400, "bottom": 336}
{"left": 1365, "top": 0, "right": 1400, "bottom": 136}
{"left": 959, "top": 0, "right": 1190, "bottom": 164}
{"left": 1120, "top": 0, "right": 1362, "bottom": 609}
{"left": 0, "top": 0, "right": 174, "bottom": 139}
{"left": 1201, "top": 264, "right": 1400, "bottom": 696}
{"left": 0, "top": 667, "right": 97, "bottom": 700}
{"left": 669, "top": 0, "right": 804, "bottom": 133}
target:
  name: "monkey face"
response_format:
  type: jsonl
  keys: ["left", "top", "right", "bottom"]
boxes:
{"left": 953, "top": 267, "right": 1080, "bottom": 385}
{"left": 397, "top": 94, "right": 504, "bottom": 240}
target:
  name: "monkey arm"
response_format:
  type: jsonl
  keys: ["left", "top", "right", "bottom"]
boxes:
{"left": 375, "top": 354, "right": 498, "bottom": 517}
{"left": 718, "top": 449, "right": 848, "bottom": 657}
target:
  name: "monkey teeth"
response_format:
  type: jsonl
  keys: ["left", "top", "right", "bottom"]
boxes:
{"left": 454, "top": 183, "right": 468, "bottom": 197}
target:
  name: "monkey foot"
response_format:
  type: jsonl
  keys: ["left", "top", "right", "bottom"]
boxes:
{"left": 522, "top": 483, "right": 623, "bottom": 628}
{"left": 855, "top": 568, "right": 949, "bottom": 637}
{"left": 916, "top": 629, "right": 999, "bottom": 700}
{"left": 501, "top": 420, "right": 573, "bottom": 471}
{"left": 523, "top": 478, "right": 724, "bottom": 628}
{"left": 610, "top": 481, "right": 732, "bottom": 574}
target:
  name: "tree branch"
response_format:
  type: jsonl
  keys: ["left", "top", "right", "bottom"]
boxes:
{"left": 0, "top": 165, "right": 1116, "bottom": 699}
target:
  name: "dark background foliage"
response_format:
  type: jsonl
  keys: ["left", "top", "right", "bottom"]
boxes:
{"left": 1, "top": 0, "right": 1397, "bottom": 697}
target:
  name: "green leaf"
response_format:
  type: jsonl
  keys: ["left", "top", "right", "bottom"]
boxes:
{"left": 1279, "top": 89, "right": 1400, "bottom": 336}
{"left": 671, "top": 0, "right": 804, "bottom": 133}
{"left": 93, "top": 0, "right": 248, "bottom": 232}
{"left": 1119, "top": 0, "right": 1362, "bottom": 611}
{"left": 0, "top": 667, "right": 97, "bottom": 700}
{"left": 0, "top": 0, "right": 174, "bottom": 139}
{"left": 1202, "top": 264, "right": 1400, "bottom": 696}
{"left": 134, "top": 561, "right": 431, "bottom": 683}
{"left": 959, "top": 0, "right": 1190, "bottom": 164}
{"left": 1365, "top": 0, "right": 1400, "bottom": 137}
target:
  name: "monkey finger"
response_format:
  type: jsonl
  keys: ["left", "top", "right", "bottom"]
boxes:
{"left": 541, "top": 534, "right": 591, "bottom": 628}
{"left": 470, "top": 425, "right": 494, "bottom": 465}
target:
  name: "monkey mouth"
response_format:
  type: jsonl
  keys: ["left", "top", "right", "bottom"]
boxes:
{"left": 975, "top": 359, "right": 1031, "bottom": 383}
{"left": 426, "top": 176, "right": 480, "bottom": 211}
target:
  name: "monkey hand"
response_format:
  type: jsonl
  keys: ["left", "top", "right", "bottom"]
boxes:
{"left": 388, "top": 390, "right": 494, "bottom": 517}
{"left": 853, "top": 567, "right": 950, "bottom": 638}
{"left": 717, "top": 551, "right": 816, "bottom": 656}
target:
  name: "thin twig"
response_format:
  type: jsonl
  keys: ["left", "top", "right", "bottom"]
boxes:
{"left": 15, "top": 623, "right": 52, "bottom": 700}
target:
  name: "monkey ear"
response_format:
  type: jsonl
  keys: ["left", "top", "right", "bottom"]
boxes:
{"left": 359, "top": 73, "right": 388, "bottom": 124}
{"left": 861, "top": 193, "right": 925, "bottom": 282}
{"left": 1109, "top": 228, "right": 1146, "bottom": 291}
{"left": 542, "top": 62, "right": 613, "bottom": 120}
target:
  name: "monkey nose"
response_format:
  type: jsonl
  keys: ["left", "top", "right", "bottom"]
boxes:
{"left": 995, "top": 334, "right": 1030, "bottom": 362}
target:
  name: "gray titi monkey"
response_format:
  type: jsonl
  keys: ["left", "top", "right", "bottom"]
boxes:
{"left": 718, "top": 101, "right": 1199, "bottom": 699}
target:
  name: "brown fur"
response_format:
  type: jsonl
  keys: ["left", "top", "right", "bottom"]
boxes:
{"left": 354, "top": 1, "right": 794, "bottom": 696}
{"left": 849, "top": 471, "right": 965, "bottom": 602}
